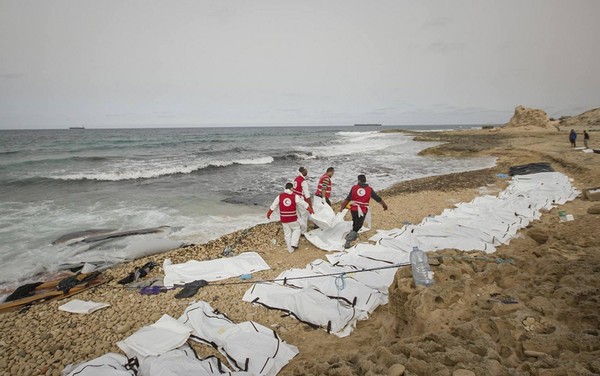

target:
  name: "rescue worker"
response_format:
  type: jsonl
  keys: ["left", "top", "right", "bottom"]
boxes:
{"left": 267, "top": 182, "right": 314, "bottom": 253}
{"left": 315, "top": 167, "right": 335, "bottom": 206}
{"left": 292, "top": 167, "right": 312, "bottom": 233}
{"left": 339, "top": 174, "right": 388, "bottom": 248}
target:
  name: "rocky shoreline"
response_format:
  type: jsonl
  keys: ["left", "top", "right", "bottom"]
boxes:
{"left": 1, "top": 125, "right": 599, "bottom": 376}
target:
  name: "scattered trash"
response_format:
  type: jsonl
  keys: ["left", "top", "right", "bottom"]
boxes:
{"left": 559, "top": 211, "right": 574, "bottom": 222}
{"left": 496, "top": 173, "right": 510, "bottom": 179}
{"left": 117, "top": 262, "right": 158, "bottom": 285}
{"left": 175, "top": 280, "right": 208, "bottom": 299}
{"left": 271, "top": 239, "right": 277, "bottom": 246}
{"left": 222, "top": 246, "right": 235, "bottom": 257}
{"left": 240, "top": 274, "right": 252, "bottom": 280}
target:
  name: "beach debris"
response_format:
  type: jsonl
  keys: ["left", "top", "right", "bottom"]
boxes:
{"left": 508, "top": 162, "right": 554, "bottom": 176}
{"left": 117, "top": 261, "right": 158, "bottom": 285}
{"left": 59, "top": 271, "right": 101, "bottom": 293}
{"left": 240, "top": 273, "right": 252, "bottom": 280}
{"left": 3, "top": 282, "right": 44, "bottom": 302}
{"left": 51, "top": 228, "right": 117, "bottom": 245}
{"left": 58, "top": 299, "right": 110, "bottom": 314}
{"left": 174, "top": 280, "right": 208, "bottom": 299}
{"left": 139, "top": 286, "right": 167, "bottom": 295}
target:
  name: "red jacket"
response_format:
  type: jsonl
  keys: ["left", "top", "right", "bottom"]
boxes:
{"left": 278, "top": 192, "right": 298, "bottom": 223}
{"left": 350, "top": 184, "right": 372, "bottom": 213}
{"left": 315, "top": 174, "right": 332, "bottom": 198}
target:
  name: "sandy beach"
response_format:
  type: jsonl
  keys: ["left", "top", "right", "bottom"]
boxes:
{"left": 1, "top": 123, "right": 599, "bottom": 376}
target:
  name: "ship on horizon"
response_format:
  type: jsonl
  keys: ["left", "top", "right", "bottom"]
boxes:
{"left": 354, "top": 123, "right": 381, "bottom": 126}
{"left": 69, "top": 126, "right": 85, "bottom": 130}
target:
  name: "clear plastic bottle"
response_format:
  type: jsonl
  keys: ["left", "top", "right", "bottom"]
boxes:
{"left": 410, "top": 246, "right": 435, "bottom": 287}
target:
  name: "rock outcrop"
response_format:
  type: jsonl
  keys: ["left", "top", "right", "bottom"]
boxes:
{"left": 559, "top": 107, "right": 600, "bottom": 129}
{"left": 503, "top": 106, "right": 554, "bottom": 130}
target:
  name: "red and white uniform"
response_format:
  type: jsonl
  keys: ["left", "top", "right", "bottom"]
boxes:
{"left": 269, "top": 189, "right": 310, "bottom": 250}
{"left": 315, "top": 174, "right": 332, "bottom": 198}
{"left": 292, "top": 173, "right": 311, "bottom": 232}
{"left": 278, "top": 191, "right": 298, "bottom": 223}
{"left": 292, "top": 174, "right": 310, "bottom": 200}
{"left": 350, "top": 185, "right": 373, "bottom": 214}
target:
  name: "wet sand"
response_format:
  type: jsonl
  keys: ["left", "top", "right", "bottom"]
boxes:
{"left": 1, "top": 126, "right": 599, "bottom": 376}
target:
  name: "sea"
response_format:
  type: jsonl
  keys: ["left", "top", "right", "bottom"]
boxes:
{"left": 0, "top": 125, "right": 496, "bottom": 294}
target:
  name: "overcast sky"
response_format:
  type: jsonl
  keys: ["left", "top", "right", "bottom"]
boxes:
{"left": 0, "top": 0, "right": 599, "bottom": 129}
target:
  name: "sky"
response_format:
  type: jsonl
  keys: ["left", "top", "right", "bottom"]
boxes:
{"left": 0, "top": 0, "right": 599, "bottom": 129}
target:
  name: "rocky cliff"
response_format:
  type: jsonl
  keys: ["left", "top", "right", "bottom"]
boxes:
{"left": 503, "top": 106, "right": 554, "bottom": 130}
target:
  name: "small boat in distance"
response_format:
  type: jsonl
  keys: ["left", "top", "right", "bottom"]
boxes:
{"left": 354, "top": 123, "right": 381, "bottom": 126}
{"left": 69, "top": 126, "right": 85, "bottom": 130}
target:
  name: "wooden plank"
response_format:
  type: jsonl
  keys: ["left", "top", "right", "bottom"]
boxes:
{"left": 0, "top": 276, "right": 107, "bottom": 314}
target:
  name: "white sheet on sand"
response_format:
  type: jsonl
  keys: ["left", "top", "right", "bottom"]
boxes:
{"left": 274, "top": 268, "right": 386, "bottom": 313}
{"left": 371, "top": 172, "right": 579, "bottom": 254}
{"left": 243, "top": 282, "right": 368, "bottom": 338}
{"left": 63, "top": 353, "right": 135, "bottom": 376}
{"left": 117, "top": 314, "right": 193, "bottom": 359}
{"left": 58, "top": 299, "right": 110, "bottom": 314}
{"left": 243, "top": 172, "right": 579, "bottom": 338}
{"left": 307, "top": 259, "right": 396, "bottom": 296}
{"left": 163, "top": 252, "right": 270, "bottom": 287}
{"left": 179, "top": 301, "right": 299, "bottom": 376}
{"left": 138, "top": 345, "right": 251, "bottom": 376}
{"left": 305, "top": 207, "right": 371, "bottom": 252}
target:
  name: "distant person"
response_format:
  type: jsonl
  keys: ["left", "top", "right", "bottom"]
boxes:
{"left": 339, "top": 174, "right": 388, "bottom": 249}
{"left": 267, "top": 182, "right": 314, "bottom": 253}
{"left": 315, "top": 167, "right": 335, "bottom": 206}
{"left": 583, "top": 130, "right": 590, "bottom": 148}
{"left": 292, "top": 167, "right": 312, "bottom": 233}
{"left": 569, "top": 129, "right": 577, "bottom": 148}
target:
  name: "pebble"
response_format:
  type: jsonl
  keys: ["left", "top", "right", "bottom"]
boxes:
{"left": 115, "top": 323, "right": 131, "bottom": 334}
{"left": 453, "top": 370, "right": 476, "bottom": 376}
{"left": 388, "top": 363, "right": 406, "bottom": 376}
{"left": 524, "top": 350, "right": 547, "bottom": 357}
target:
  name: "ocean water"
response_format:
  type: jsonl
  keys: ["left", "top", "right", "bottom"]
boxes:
{"left": 0, "top": 125, "right": 495, "bottom": 292}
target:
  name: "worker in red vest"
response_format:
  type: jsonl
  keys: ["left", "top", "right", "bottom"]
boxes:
{"left": 292, "top": 167, "right": 312, "bottom": 233}
{"left": 340, "top": 174, "right": 388, "bottom": 248}
{"left": 267, "top": 182, "right": 314, "bottom": 253}
{"left": 315, "top": 167, "right": 335, "bottom": 206}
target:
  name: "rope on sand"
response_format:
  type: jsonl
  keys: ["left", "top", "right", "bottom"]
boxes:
{"left": 101, "top": 254, "right": 514, "bottom": 292}
{"left": 429, "top": 255, "right": 514, "bottom": 264}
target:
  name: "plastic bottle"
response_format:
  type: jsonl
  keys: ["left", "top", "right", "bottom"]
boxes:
{"left": 410, "top": 246, "right": 435, "bottom": 287}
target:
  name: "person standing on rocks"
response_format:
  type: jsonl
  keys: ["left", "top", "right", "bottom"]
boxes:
{"left": 267, "top": 182, "right": 314, "bottom": 253}
{"left": 583, "top": 130, "right": 590, "bottom": 149}
{"left": 339, "top": 174, "right": 388, "bottom": 248}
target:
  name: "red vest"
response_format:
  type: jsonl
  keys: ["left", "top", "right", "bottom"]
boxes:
{"left": 292, "top": 175, "right": 305, "bottom": 197}
{"left": 350, "top": 185, "right": 372, "bottom": 212}
{"left": 278, "top": 192, "right": 298, "bottom": 223}
{"left": 315, "top": 174, "right": 332, "bottom": 198}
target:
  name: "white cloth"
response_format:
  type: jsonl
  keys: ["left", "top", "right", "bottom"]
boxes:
{"left": 180, "top": 301, "right": 299, "bottom": 376}
{"left": 275, "top": 268, "right": 386, "bottom": 313}
{"left": 282, "top": 220, "right": 302, "bottom": 250}
{"left": 58, "top": 299, "right": 110, "bottom": 314}
{"left": 372, "top": 172, "right": 579, "bottom": 254}
{"left": 117, "top": 314, "right": 193, "bottom": 359}
{"left": 63, "top": 353, "right": 134, "bottom": 376}
{"left": 309, "top": 198, "right": 336, "bottom": 229}
{"left": 243, "top": 282, "right": 368, "bottom": 338}
{"left": 163, "top": 252, "right": 270, "bottom": 287}
{"left": 138, "top": 345, "right": 250, "bottom": 376}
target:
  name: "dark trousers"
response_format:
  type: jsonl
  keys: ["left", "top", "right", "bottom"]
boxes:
{"left": 351, "top": 210, "right": 367, "bottom": 232}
